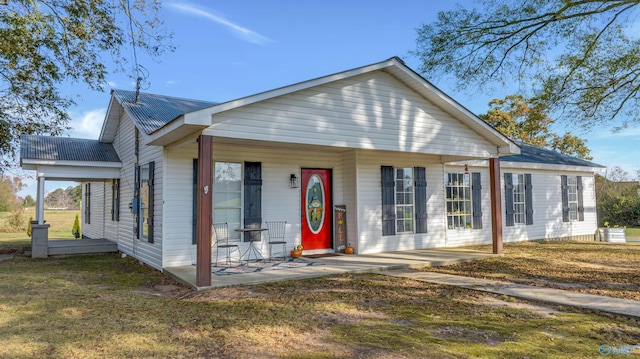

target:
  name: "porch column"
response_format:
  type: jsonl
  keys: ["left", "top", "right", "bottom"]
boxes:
{"left": 196, "top": 135, "right": 213, "bottom": 287}
{"left": 489, "top": 157, "right": 503, "bottom": 254}
{"left": 32, "top": 173, "right": 50, "bottom": 258}
{"left": 36, "top": 174, "right": 45, "bottom": 225}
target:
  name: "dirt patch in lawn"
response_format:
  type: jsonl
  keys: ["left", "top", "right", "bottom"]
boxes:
{"left": 433, "top": 325, "right": 516, "bottom": 346}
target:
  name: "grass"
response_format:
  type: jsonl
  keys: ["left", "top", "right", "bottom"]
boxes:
{"left": 626, "top": 227, "right": 640, "bottom": 238}
{"left": 425, "top": 241, "right": 640, "bottom": 301}
{"left": 1, "top": 242, "right": 640, "bottom": 358}
{"left": 0, "top": 209, "right": 79, "bottom": 245}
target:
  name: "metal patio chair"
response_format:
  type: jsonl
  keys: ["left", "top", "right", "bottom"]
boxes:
{"left": 265, "top": 221, "right": 287, "bottom": 262}
{"left": 212, "top": 222, "right": 241, "bottom": 267}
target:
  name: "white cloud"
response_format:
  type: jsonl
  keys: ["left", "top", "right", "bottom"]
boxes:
{"left": 591, "top": 126, "right": 640, "bottom": 139}
{"left": 167, "top": 3, "right": 274, "bottom": 45}
{"left": 67, "top": 108, "right": 106, "bottom": 139}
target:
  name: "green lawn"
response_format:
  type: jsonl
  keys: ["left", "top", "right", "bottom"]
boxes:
{"left": 426, "top": 240, "right": 640, "bottom": 301}
{"left": 1, "top": 242, "right": 640, "bottom": 358}
{"left": 626, "top": 227, "right": 640, "bottom": 238}
{"left": 0, "top": 209, "right": 79, "bottom": 246}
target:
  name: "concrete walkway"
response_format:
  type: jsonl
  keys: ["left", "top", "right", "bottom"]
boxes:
{"left": 385, "top": 269, "right": 640, "bottom": 318}
{"left": 165, "top": 248, "right": 494, "bottom": 289}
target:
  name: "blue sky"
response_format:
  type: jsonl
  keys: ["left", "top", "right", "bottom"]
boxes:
{"left": 21, "top": 0, "right": 640, "bottom": 197}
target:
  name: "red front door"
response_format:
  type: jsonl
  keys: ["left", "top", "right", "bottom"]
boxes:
{"left": 301, "top": 169, "right": 332, "bottom": 250}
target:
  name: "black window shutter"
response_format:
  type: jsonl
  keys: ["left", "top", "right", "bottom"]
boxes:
{"left": 85, "top": 183, "right": 91, "bottom": 225}
{"left": 525, "top": 174, "right": 534, "bottom": 225}
{"left": 192, "top": 159, "right": 198, "bottom": 245}
{"left": 111, "top": 180, "right": 116, "bottom": 221}
{"left": 504, "top": 173, "right": 514, "bottom": 227}
{"left": 381, "top": 166, "right": 396, "bottom": 236}
{"left": 148, "top": 161, "right": 155, "bottom": 243}
{"left": 134, "top": 165, "right": 140, "bottom": 239}
{"left": 471, "top": 172, "right": 483, "bottom": 229}
{"left": 414, "top": 166, "right": 427, "bottom": 234}
{"left": 244, "top": 162, "right": 262, "bottom": 241}
{"left": 115, "top": 179, "right": 120, "bottom": 222}
{"left": 561, "top": 175, "right": 569, "bottom": 222}
{"left": 577, "top": 176, "right": 584, "bottom": 222}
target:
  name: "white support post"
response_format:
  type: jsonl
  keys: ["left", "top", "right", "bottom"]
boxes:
{"left": 37, "top": 174, "right": 45, "bottom": 225}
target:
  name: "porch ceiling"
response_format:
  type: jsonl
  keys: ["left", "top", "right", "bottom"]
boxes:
{"left": 21, "top": 161, "right": 121, "bottom": 181}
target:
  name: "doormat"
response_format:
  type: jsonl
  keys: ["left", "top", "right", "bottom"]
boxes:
{"left": 303, "top": 253, "right": 342, "bottom": 258}
{"left": 210, "top": 258, "right": 320, "bottom": 276}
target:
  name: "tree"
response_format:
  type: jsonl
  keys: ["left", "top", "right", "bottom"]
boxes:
{"left": 550, "top": 133, "right": 592, "bottom": 160}
{"left": 23, "top": 194, "right": 35, "bottom": 207}
{"left": 0, "top": 0, "right": 173, "bottom": 171}
{"left": 595, "top": 166, "right": 640, "bottom": 226}
{"left": 65, "top": 185, "right": 81, "bottom": 209}
{"left": 0, "top": 175, "right": 23, "bottom": 211}
{"left": 413, "top": 0, "right": 640, "bottom": 130}
{"left": 479, "top": 94, "right": 593, "bottom": 160}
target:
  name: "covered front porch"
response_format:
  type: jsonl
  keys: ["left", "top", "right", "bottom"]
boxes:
{"left": 165, "top": 247, "right": 494, "bottom": 290}
{"left": 20, "top": 135, "right": 122, "bottom": 258}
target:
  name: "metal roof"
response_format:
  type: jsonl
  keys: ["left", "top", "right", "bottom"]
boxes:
{"left": 20, "top": 135, "right": 121, "bottom": 162}
{"left": 501, "top": 142, "right": 604, "bottom": 168}
{"left": 112, "top": 89, "right": 218, "bottom": 134}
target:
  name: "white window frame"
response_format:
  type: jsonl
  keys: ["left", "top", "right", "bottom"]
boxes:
{"left": 395, "top": 167, "right": 414, "bottom": 234}
{"left": 513, "top": 174, "right": 526, "bottom": 225}
{"left": 445, "top": 173, "right": 473, "bottom": 230}
{"left": 213, "top": 162, "right": 243, "bottom": 241}
{"left": 567, "top": 176, "right": 578, "bottom": 221}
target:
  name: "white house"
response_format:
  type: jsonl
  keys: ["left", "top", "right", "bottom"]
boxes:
{"left": 20, "top": 57, "right": 603, "bottom": 287}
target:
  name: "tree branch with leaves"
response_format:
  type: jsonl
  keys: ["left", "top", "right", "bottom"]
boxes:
{"left": 0, "top": 0, "right": 173, "bottom": 171}
{"left": 412, "top": 0, "right": 640, "bottom": 131}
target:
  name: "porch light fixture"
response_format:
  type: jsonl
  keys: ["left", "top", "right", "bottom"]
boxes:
{"left": 464, "top": 164, "right": 469, "bottom": 174}
{"left": 290, "top": 174, "right": 299, "bottom": 188}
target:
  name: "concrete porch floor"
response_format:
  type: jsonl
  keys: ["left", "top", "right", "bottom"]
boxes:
{"left": 47, "top": 239, "right": 118, "bottom": 256}
{"left": 165, "top": 248, "right": 495, "bottom": 290}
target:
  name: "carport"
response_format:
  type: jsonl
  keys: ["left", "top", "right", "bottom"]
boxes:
{"left": 19, "top": 135, "right": 121, "bottom": 257}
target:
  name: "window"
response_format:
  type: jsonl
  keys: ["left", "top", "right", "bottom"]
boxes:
{"left": 567, "top": 177, "right": 578, "bottom": 221}
{"left": 513, "top": 174, "right": 525, "bottom": 224}
{"left": 137, "top": 162, "right": 154, "bottom": 243}
{"left": 395, "top": 168, "right": 414, "bottom": 233}
{"left": 84, "top": 183, "right": 90, "bottom": 224}
{"left": 561, "top": 175, "right": 584, "bottom": 222}
{"left": 381, "top": 166, "right": 427, "bottom": 236}
{"left": 214, "top": 162, "right": 242, "bottom": 241}
{"left": 446, "top": 173, "right": 471, "bottom": 230}
{"left": 111, "top": 179, "right": 120, "bottom": 222}
{"left": 136, "top": 162, "right": 155, "bottom": 243}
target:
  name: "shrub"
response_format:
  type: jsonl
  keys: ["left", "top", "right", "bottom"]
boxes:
{"left": 72, "top": 214, "right": 81, "bottom": 239}
{"left": 27, "top": 216, "right": 33, "bottom": 236}
{"left": 7, "top": 209, "right": 24, "bottom": 230}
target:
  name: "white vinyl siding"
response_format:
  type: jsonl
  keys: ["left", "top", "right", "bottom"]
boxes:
{"left": 81, "top": 181, "right": 106, "bottom": 239}
{"left": 162, "top": 142, "right": 345, "bottom": 268}
{"left": 502, "top": 170, "right": 597, "bottom": 242}
{"left": 207, "top": 71, "right": 498, "bottom": 159}
{"left": 104, "top": 113, "right": 163, "bottom": 270}
{"left": 357, "top": 150, "right": 446, "bottom": 254}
